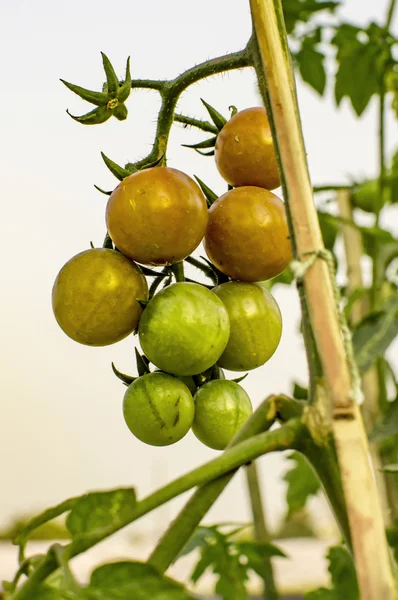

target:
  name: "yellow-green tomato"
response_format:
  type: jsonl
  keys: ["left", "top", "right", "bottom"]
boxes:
{"left": 192, "top": 380, "right": 253, "bottom": 450}
{"left": 138, "top": 283, "right": 230, "bottom": 376}
{"left": 213, "top": 281, "right": 282, "bottom": 371}
{"left": 52, "top": 248, "right": 148, "bottom": 346}
{"left": 123, "top": 372, "right": 195, "bottom": 446}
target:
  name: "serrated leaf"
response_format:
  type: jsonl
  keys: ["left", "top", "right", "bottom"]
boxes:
{"left": 283, "top": 0, "right": 339, "bottom": 34}
{"left": 86, "top": 561, "right": 194, "bottom": 600}
{"left": 111, "top": 362, "right": 136, "bottom": 386}
{"left": 327, "top": 545, "right": 359, "bottom": 599}
{"left": 66, "top": 106, "right": 112, "bottom": 125}
{"left": 237, "top": 541, "right": 288, "bottom": 577}
{"left": 193, "top": 176, "right": 218, "bottom": 207}
{"left": 284, "top": 451, "right": 321, "bottom": 514}
{"left": 101, "top": 152, "right": 132, "bottom": 181}
{"left": 101, "top": 52, "right": 119, "bottom": 96}
{"left": 177, "top": 526, "right": 216, "bottom": 560}
{"left": 369, "top": 398, "right": 398, "bottom": 442}
{"left": 60, "top": 79, "right": 108, "bottom": 106}
{"left": 182, "top": 136, "right": 217, "bottom": 150}
{"left": 66, "top": 488, "right": 136, "bottom": 541}
{"left": 296, "top": 47, "right": 326, "bottom": 95}
{"left": 353, "top": 297, "right": 398, "bottom": 372}
{"left": 200, "top": 99, "right": 227, "bottom": 131}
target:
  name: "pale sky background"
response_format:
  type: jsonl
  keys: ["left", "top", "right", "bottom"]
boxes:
{"left": 1, "top": 0, "right": 397, "bottom": 552}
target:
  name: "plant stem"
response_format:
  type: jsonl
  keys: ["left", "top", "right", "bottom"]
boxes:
{"left": 249, "top": 1, "right": 396, "bottom": 597}
{"left": 245, "top": 462, "right": 279, "bottom": 600}
{"left": 386, "top": 0, "right": 397, "bottom": 28}
{"left": 174, "top": 113, "right": 218, "bottom": 134}
{"left": 13, "top": 420, "right": 303, "bottom": 599}
{"left": 148, "top": 395, "right": 303, "bottom": 574}
{"left": 132, "top": 47, "right": 252, "bottom": 170}
{"left": 170, "top": 261, "right": 185, "bottom": 282}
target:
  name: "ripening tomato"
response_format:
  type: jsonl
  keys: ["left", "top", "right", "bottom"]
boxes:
{"left": 213, "top": 281, "right": 282, "bottom": 371}
{"left": 204, "top": 186, "right": 292, "bottom": 282}
{"left": 106, "top": 167, "right": 208, "bottom": 266}
{"left": 192, "top": 380, "right": 253, "bottom": 450}
{"left": 138, "top": 282, "right": 230, "bottom": 376}
{"left": 123, "top": 372, "right": 195, "bottom": 446}
{"left": 52, "top": 248, "right": 148, "bottom": 346}
{"left": 215, "top": 107, "right": 280, "bottom": 190}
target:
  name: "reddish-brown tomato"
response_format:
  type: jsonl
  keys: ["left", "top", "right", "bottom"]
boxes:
{"left": 215, "top": 107, "right": 280, "bottom": 190}
{"left": 106, "top": 167, "right": 208, "bottom": 266}
{"left": 204, "top": 186, "right": 292, "bottom": 282}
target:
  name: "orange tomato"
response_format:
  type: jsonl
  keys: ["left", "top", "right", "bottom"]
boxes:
{"left": 215, "top": 107, "right": 280, "bottom": 190}
{"left": 204, "top": 186, "right": 292, "bottom": 282}
{"left": 106, "top": 167, "right": 208, "bottom": 266}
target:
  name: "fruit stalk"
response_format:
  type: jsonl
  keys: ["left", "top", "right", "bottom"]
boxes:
{"left": 249, "top": 0, "right": 397, "bottom": 598}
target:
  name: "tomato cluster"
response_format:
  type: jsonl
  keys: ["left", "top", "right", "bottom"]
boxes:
{"left": 52, "top": 107, "right": 291, "bottom": 449}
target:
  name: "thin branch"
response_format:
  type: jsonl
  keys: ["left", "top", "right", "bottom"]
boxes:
{"left": 13, "top": 419, "right": 303, "bottom": 599}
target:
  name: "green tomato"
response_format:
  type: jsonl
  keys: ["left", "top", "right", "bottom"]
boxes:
{"left": 138, "top": 282, "right": 230, "bottom": 376}
{"left": 192, "top": 380, "right": 253, "bottom": 450}
{"left": 123, "top": 372, "right": 195, "bottom": 446}
{"left": 352, "top": 179, "right": 391, "bottom": 213}
{"left": 52, "top": 248, "right": 148, "bottom": 346}
{"left": 213, "top": 281, "right": 282, "bottom": 371}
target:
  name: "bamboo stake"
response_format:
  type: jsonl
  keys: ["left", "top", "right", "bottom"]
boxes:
{"left": 337, "top": 189, "right": 396, "bottom": 526}
{"left": 249, "top": 2, "right": 396, "bottom": 598}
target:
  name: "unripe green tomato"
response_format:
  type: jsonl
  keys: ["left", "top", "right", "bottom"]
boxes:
{"left": 351, "top": 179, "right": 391, "bottom": 213}
{"left": 192, "top": 380, "right": 253, "bottom": 450}
{"left": 123, "top": 372, "right": 195, "bottom": 446}
{"left": 213, "top": 281, "right": 282, "bottom": 371}
{"left": 52, "top": 248, "right": 148, "bottom": 346}
{"left": 138, "top": 283, "right": 230, "bottom": 376}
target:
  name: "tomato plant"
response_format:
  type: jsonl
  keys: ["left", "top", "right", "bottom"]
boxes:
{"left": 10, "top": 1, "right": 398, "bottom": 599}
{"left": 204, "top": 186, "right": 292, "bottom": 281}
{"left": 106, "top": 167, "right": 208, "bottom": 266}
{"left": 213, "top": 281, "right": 282, "bottom": 371}
{"left": 123, "top": 372, "right": 195, "bottom": 446}
{"left": 192, "top": 380, "right": 253, "bottom": 450}
{"left": 138, "top": 282, "right": 230, "bottom": 376}
{"left": 52, "top": 248, "right": 148, "bottom": 346}
{"left": 215, "top": 107, "right": 280, "bottom": 190}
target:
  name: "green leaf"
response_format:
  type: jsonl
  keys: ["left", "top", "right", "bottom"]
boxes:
{"left": 117, "top": 57, "right": 132, "bottom": 103}
{"left": 14, "top": 498, "right": 75, "bottom": 551}
{"left": 381, "top": 464, "right": 398, "bottom": 473}
{"left": 182, "top": 136, "right": 217, "bottom": 151}
{"left": 101, "top": 152, "right": 132, "bottom": 181}
{"left": 296, "top": 47, "right": 326, "bottom": 95}
{"left": 283, "top": 0, "right": 339, "bottom": 35}
{"left": 111, "top": 362, "right": 136, "bottom": 387}
{"left": 318, "top": 211, "right": 339, "bottom": 251}
{"left": 387, "top": 524, "right": 398, "bottom": 562}
{"left": 292, "top": 382, "right": 308, "bottom": 400}
{"left": 24, "top": 587, "right": 71, "bottom": 600}
{"left": 66, "top": 106, "right": 112, "bottom": 125}
{"left": 60, "top": 79, "right": 108, "bottom": 106}
{"left": 193, "top": 176, "right": 218, "bottom": 207}
{"left": 200, "top": 99, "right": 227, "bottom": 131}
{"left": 327, "top": 545, "right": 359, "bottom": 599}
{"left": 352, "top": 297, "right": 398, "bottom": 372}
{"left": 236, "top": 541, "right": 287, "bottom": 579}
{"left": 391, "top": 150, "right": 398, "bottom": 203}
{"left": 305, "top": 589, "right": 337, "bottom": 599}
{"left": 332, "top": 23, "right": 393, "bottom": 116}
{"left": 283, "top": 451, "right": 321, "bottom": 514}
{"left": 101, "top": 52, "right": 119, "bottom": 96}
{"left": 369, "top": 398, "right": 398, "bottom": 443}
{"left": 66, "top": 488, "right": 136, "bottom": 541}
{"left": 177, "top": 526, "right": 216, "bottom": 560}
{"left": 86, "top": 561, "right": 194, "bottom": 599}
{"left": 135, "top": 348, "right": 150, "bottom": 376}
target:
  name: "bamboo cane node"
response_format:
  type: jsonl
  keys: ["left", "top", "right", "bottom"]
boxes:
{"left": 291, "top": 249, "right": 363, "bottom": 407}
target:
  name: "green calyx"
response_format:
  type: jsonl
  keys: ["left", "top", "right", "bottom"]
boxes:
{"left": 61, "top": 54, "right": 131, "bottom": 125}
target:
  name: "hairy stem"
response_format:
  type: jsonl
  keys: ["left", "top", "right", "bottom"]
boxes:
{"left": 245, "top": 462, "right": 279, "bottom": 600}
{"left": 13, "top": 420, "right": 303, "bottom": 599}
{"left": 174, "top": 113, "right": 218, "bottom": 134}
